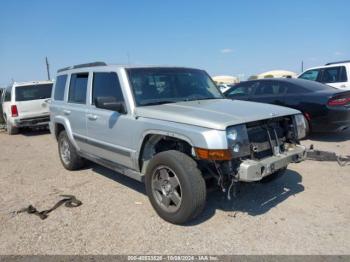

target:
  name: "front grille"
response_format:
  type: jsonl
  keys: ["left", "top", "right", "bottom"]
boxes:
{"left": 247, "top": 117, "right": 291, "bottom": 160}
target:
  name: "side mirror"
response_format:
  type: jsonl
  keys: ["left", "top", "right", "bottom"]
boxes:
{"left": 95, "top": 96, "right": 126, "bottom": 114}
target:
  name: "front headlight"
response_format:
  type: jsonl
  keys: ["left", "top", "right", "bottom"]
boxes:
{"left": 294, "top": 114, "right": 307, "bottom": 140}
{"left": 226, "top": 124, "right": 250, "bottom": 158}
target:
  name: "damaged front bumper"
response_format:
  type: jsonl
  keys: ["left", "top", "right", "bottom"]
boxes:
{"left": 238, "top": 144, "right": 306, "bottom": 182}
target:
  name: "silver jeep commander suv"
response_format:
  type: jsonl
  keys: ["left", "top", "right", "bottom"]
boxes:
{"left": 50, "top": 62, "right": 307, "bottom": 224}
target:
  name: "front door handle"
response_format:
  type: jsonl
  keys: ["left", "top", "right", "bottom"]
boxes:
{"left": 63, "top": 110, "right": 71, "bottom": 115}
{"left": 87, "top": 114, "right": 98, "bottom": 120}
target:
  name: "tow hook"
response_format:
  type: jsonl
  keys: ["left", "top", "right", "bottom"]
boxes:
{"left": 306, "top": 145, "right": 350, "bottom": 167}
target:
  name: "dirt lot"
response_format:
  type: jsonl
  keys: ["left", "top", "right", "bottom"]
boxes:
{"left": 0, "top": 129, "right": 349, "bottom": 255}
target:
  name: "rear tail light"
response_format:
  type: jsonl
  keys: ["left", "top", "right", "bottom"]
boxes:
{"left": 327, "top": 97, "right": 350, "bottom": 106}
{"left": 304, "top": 112, "right": 311, "bottom": 121}
{"left": 11, "top": 105, "right": 18, "bottom": 117}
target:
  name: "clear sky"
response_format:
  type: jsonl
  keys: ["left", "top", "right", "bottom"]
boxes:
{"left": 0, "top": 0, "right": 349, "bottom": 85}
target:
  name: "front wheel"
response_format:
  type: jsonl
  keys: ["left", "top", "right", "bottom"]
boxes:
{"left": 145, "top": 150, "right": 206, "bottom": 225}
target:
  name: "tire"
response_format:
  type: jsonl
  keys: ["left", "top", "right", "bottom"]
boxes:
{"left": 6, "top": 120, "right": 19, "bottom": 135}
{"left": 260, "top": 167, "right": 287, "bottom": 183}
{"left": 58, "top": 130, "right": 85, "bottom": 170}
{"left": 145, "top": 150, "right": 206, "bottom": 225}
{"left": 305, "top": 118, "right": 311, "bottom": 137}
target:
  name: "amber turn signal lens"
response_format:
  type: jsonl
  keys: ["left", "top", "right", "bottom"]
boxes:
{"left": 195, "top": 148, "right": 232, "bottom": 161}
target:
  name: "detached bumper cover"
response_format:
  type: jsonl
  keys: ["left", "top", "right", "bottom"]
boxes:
{"left": 14, "top": 115, "right": 50, "bottom": 127}
{"left": 238, "top": 145, "right": 306, "bottom": 182}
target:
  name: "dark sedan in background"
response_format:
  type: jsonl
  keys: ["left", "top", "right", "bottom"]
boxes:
{"left": 224, "top": 78, "right": 350, "bottom": 133}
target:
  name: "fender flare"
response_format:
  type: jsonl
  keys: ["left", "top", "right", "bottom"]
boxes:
{"left": 52, "top": 116, "right": 80, "bottom": 151}
{"left": 135, "top": 129, "right": 195, "bottom": 169}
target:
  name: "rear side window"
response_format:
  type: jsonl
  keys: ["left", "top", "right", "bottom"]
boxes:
{"left": 299, "top": 69, "right": 320, "bottom": 81}
{"left": 92, "top": 72, "right": 124, "bottom": 104}
{"left": 68, "top": 73, "right": 88, "bottom": 104}
{"left": 15, "top": 84, "right": 53, "bottom": 101}
{"left": 254, "top": 81, "right": 285, "bottom": 95}
{"left": 286, "top": 85, "right": 308, "bottom": 94}
{"left": 54, "top": 75, "right": 67, "bottom": 101}
{"left": 321, "top": 66, "right": 347, "bottom": 83}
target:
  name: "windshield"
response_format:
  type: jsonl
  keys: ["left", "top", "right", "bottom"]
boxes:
{"left": 127, "top": 68, "right": 223, "bottom": 106}
{"left": 15, "top": 84, "right": 53, "bottom": 102}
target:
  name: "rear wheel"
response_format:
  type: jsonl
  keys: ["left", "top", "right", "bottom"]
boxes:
{"left": 145, "top": 150, "right": 206, "bottom": 224}
{"left": 58, "top": 130, "right": 85, "bottom": 170}
{"left": 6, "top": 120, "right": 19, "bottom": 135}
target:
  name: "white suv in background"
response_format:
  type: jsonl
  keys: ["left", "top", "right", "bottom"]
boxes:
{"left": 298, "top": 60, "right": 350, "bottom": 89}
{"left": 1, "top": 81, "right": 53, "bottom": 134}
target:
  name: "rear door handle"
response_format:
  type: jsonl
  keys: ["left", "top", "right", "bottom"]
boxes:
{"left": 63, "top": 110, "right": 71, "bottom": 115}
{"left": 87, "top": 114, "right": 98, "bottom": 120}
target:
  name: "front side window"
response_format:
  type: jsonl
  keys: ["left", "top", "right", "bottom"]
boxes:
{"left": 15, "top": 84, "right": 53, "bottom": 101}
{"left": 54, "top": 75, "right": 67, "bottom": 101}
{"left": 225, "top": 82, "right": 255, "bottom": 97}
{"left": 92, "top": 72, "right": 124, "bottom": 105}
{"left": 299, "top": 69, "right": 320, "bottom": 81}
{"left": 322, "top": 66, "right": 347, "bottom": 83}
{"left": 127, "top": 68, "right": 223, "bottom": 106}
{"left": 68, "top": 73, "right": 88, "bottom": 104}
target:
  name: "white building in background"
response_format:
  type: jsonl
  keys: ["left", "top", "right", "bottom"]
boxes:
{"left": 257, "top": 70, "right": 297, "bottom": 79}
{"left": 212, "top": 75, "right": 240, "bottom": 84}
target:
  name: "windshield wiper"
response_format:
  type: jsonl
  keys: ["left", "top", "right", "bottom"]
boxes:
{"left": 184, "top": 97, "right": 224, "bottom": 102}
{"left": 142, "top": 100, "right": 176, "bottom": 106}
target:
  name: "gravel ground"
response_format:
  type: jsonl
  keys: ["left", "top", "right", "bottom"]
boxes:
{"left": 0, "top": 128, "right": 349, "bottom": 255}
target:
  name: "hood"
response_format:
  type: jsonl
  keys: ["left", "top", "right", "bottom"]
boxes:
{"left": 135, "top": 99, "right": 300, "bottom": 130}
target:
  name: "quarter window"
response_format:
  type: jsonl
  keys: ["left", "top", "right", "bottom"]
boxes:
{"left": 68, "top": 73, "right": 88, "bottom": 104}
{"left": 92, "top": 72, "right": 124, "bottom": 105}
{"left": 4, "top": 87, "right": 12, "bottom": 102}
{"left": 54, "top": 75, "right": 67, "bottom": 101}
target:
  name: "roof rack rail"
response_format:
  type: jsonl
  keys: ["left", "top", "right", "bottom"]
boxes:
{"left": 325, "top": 60, "right": 350, "bottom": 66}
{"left": 57, "top": 61, "right": 107, "bottom": 73}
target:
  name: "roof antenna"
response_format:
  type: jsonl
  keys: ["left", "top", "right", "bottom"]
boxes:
{"left": 45, "top": 57, "right": 51, "bottom": 80}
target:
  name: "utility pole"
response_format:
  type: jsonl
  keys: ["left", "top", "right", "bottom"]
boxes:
{"left": 45, "top": 57, "right": 51, "bottom": 80}
{"left": 301, "top": 60, "right": 304, "bottom": 72}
